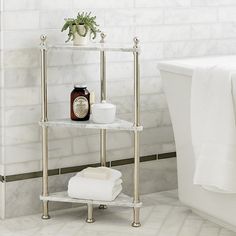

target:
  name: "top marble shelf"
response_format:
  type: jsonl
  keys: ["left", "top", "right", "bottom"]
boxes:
{"left": 47, "top": 42, "right": 140, "bottom": 53}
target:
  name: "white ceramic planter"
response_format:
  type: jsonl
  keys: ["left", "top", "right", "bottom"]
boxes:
{"left": 91, "top": 101, "right": 116, "bottom": 124}
{"left": 73, "top": 25, "right": 89, "bottom": 46}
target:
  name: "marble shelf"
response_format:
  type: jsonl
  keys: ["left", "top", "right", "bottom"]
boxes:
{"left": 40, "top": 191, "right": 142, "bottom": 208}
{"left": 48, "top": 43, "right": 140, "bottom": 53}
{"left": 39, "top": 118, "right": 143, "bottom": 131}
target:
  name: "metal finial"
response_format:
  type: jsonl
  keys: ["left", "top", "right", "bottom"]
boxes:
{"left": 100, "top": 32, "right": 106, "bottom": 43}
{"left": 133, "top": 37, "right": 139, "bottom": 47}
{"left": 40, "top": 34, "right": 47, "bottom": 48}
{"left": 40, "top": 34, "right": 47, "bottom": 42}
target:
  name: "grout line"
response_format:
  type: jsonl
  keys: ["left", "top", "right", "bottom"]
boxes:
{"left": 156, "top": 206, "right": 175, "bottom": 236}
{"left": 196, "top": 220, "right": 206, "bottom": 236}
{"left": 176, "top": 211, "right": 192, "bottom": 236}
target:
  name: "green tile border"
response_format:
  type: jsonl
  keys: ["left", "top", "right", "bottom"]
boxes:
{"left": 0, "top": 152, "right": 175, "bottom": 183}
{"left": 158, "top": 152, "right": 176, "bottom": 160}
{"left": 3, "top": 169, "right": 59, "bottom": 183}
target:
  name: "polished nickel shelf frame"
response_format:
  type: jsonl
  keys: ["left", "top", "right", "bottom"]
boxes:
{"left": 39, "top": 119, "right": 143, "bottom": 131}
{"left": 40, "top": 192, "right": 142, "bottom": 208}
{"left": 48, "top": 42, "right": 140, "bottom": 53}
{"left": 39, "top": 33, "right": 142, "bottom": 227}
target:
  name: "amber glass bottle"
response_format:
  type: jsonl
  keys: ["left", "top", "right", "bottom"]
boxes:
{"left": 70, "top": 85, "right": 90, "bottom": 121}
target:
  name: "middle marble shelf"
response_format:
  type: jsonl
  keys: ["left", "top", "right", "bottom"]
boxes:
{"left": 39, "top": 118, "right": 143, "bottom": 131}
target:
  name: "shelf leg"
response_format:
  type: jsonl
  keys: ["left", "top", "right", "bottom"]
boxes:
{"left": 100, "top": 129, "right": 106, "bottom": 167}
{"left": 99, "top": 33, "right": 107, "bottom": 210}
{"left": 132, "top": 37, "right": 141, "bottom": 227}
{"left": 86, "top": 204, "right": 95, "bottom": 223}
{"left": 132, "top": 131, "right": 141, "bottom": 227}
{"left": 42, "top": 200, "right": 50, "bottom": 220}
{"left": 40, "top": 35, "right": 50, "bottom": 220}
{"left": 132, "top": 208, "right": 141, "bottom": 227}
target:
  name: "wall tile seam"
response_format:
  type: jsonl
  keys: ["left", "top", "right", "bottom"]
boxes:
{"left": 162, "top": 38, "right": 236, "bottom": 45}
{"left": 3, "top": 125, "right": 169, "bottom": 147}
{"left": 4, "top": 109, "right": 165, "bottom": 123}
{"left": 3, "top": 102, "right": 167, "bottom": 111}
{"left": 5, "top": 144, "right": 166, "bottom": 163}
{"left": 3, "top": 36, "right": 231, "bottom": 57}
{"left": 162, "top": 6, "right": 220, "bottom": 10}
{"left": 2, "top": 76, "right": 162, "bottom": 89}
{"left": 3, "top": 107, "right": 167, "bottom": 115}
{"left": 4, "top": 146, "right": 160, "bottom": 166}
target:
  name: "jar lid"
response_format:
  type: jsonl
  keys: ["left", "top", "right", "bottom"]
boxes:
{"left": 74, "top": 84, "right": 87, "bottom": 89}
{"left": 92, "top": 100, "right": 116, "bottom": 109}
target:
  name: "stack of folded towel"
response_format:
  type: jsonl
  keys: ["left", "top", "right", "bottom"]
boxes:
{"left": 68, "top": 167, "right": 122, "bottom": 201}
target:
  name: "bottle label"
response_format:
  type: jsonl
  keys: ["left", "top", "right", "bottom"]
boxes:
{"left": 73, "top": 96, "right": 89, "bottom": 118}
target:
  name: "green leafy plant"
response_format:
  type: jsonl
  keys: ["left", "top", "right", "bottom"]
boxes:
{"left": 61, "top": 12, "right": 101, "bottom": 43}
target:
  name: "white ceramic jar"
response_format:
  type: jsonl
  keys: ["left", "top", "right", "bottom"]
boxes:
{"left": 91, "top": 101, "right": 116, "bottom": 124}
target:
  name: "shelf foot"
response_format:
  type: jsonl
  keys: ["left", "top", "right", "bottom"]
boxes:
{"left": 132, "top": 207, "right": 141, "bottom": 227}
{"left": 132, "top": 222, "right": 141, "bottom": 227}
{"left": 98, "top": 204, "right": 107, "bottom": 209}
{"left": 41, "top": 214, "right": 50, "bottom": 220}
{"left": 86, "top": 203, "right": 95, "bottom": 223}
{"left": 86, "top": 218, "right": 95, "bottom": 223}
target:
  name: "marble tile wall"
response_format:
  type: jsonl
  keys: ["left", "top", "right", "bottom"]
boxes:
{"left": 1, "top": 0, "right": 236, "bottom": 217}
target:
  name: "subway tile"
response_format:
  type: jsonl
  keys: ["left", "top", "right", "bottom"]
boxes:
{"left": 48, "top": 139, "right": 72, "bottom": 159}
{"left": 4, "top": 87, "right": 40, "bottom": 106}
{"left": 40, "top": 10, "right": 73, "bottom": 29}
{"left": 72, "top": 0, "right": 134, "bottom": 9}
{"left": 3, "top": 31, "right": 40, "bottom": 50}
{"left": 141, "top": 126, "right": 174, "bottom": 145}
{"left": 4, "top": 161, "right": 41, "bottom": 175}
{"left": 219, "top": 7, "right": 236, "bottom": 22}
{"left": 102, "top": 26, "right": 135, "bottom": 43}
{"left": 134, "top": 9, "right": 163, "bottom": 25}
{"left": 3, "top": 11, "right": 40, "bottom": 30}
{"left": 135, "top": 0, "right": 191, "bottom": 8}
{"left": 192, "top": 0, "right": 236, "bottom": 6}
{"left": 104, "top": 9, "right": 135, "bottom": 26}
{"left": 4, "top": 105, "right": 40, "bottom": 126}
{"left": 3, "top": 0, "right": 39, "bottom": 11}
{"left": 40, "top": 0, "right": 73, "bottom": 10}
{"left": 4, "top": 143, "right": 41, "bottom": 164}
{"left": 4, "top": 125, "right": 40, "bottom": 145}
{"left": 164, "top": 7, "right": 218, "bottom": 24}
{"left": 136, "top": 25, "right": 191, "bottom": 42}
{"left": 3, "top": 49, "right": 39, "bottom": 69}
{"left": 4, "top": 68, "right": 40, "bottom": 88}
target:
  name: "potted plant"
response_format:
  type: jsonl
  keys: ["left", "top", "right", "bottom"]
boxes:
{"left": 61, "top": 12, "right": 101, "bottom": 46}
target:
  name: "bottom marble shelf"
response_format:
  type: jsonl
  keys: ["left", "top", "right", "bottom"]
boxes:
{"left": 40, "top": 191, "right": 142, "bottom": 208}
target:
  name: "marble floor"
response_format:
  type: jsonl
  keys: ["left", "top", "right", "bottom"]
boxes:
{"left": 0, "top": 190, "right": 235, "bottom": 236}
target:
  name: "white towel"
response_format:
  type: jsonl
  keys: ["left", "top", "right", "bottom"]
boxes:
{"left": 81, "top": 167, "right": 111, "bottom": 180}
{"left": 191, "top": 65, "right": 236, "bottom": 193}
{"left": 68, "top": 175, "right": 122, "bottom": 201}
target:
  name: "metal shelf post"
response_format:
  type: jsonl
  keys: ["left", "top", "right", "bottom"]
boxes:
{"left": 100, "top": 32, "right": 107, "bottom": 168}
{"left": 132, "top": 37, "right": 141, "bottom": 227}
{"left": 98, "top": 32, "right": 108, "bottom": 211}
{"left": 40, "top": 35, "right": 50, "bottom": 220}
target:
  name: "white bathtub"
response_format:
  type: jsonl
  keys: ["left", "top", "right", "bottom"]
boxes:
{"left": 159, "top": 55, "right": 236, "bottom": 231}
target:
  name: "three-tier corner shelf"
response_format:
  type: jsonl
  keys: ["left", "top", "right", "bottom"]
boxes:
{"left": 39, "top": 33, "right": 143, "bottom": 227}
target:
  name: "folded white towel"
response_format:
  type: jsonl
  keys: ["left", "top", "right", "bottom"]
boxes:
{"left": 68, "top": 175, "right": 122, "bottom": 201}
{"left": 191, "top": 65, "right": 236, "bottom": 193}
{"left": 81, "top": 167, "right": 111, "bottom": 180}
{"left": 78, "top": 167, "right": 121, "bottom": 182}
